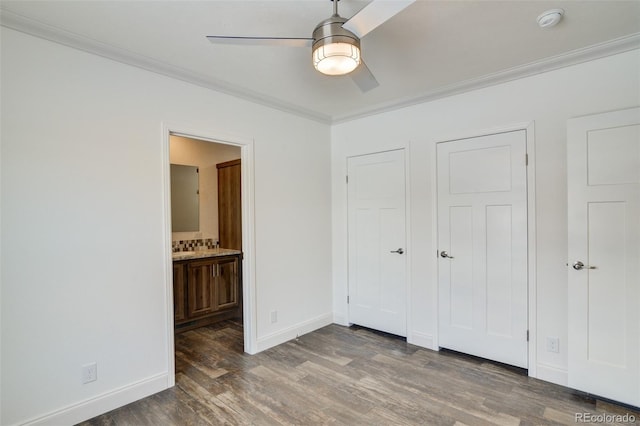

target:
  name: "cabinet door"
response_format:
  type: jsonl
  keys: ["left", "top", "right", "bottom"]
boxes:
{"left": 215, "top": 257, "right": 239, "bottom": 309}
{"left": 173, "top": 263, "right": 186, "bottom": 322}
{"left": 217, "top": 159, "right": 242, "bottom": 250}
{"left": 187, "top": 260, "right": 217, "bottom": 317}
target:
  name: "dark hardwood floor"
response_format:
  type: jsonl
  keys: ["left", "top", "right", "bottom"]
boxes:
{"left": 80, "top": 321, "right": 640, "bottom": 425}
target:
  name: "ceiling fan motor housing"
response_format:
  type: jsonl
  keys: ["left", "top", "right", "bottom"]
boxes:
{"left": 312, "top": 14, "right": 360, "bottom": 48}
{"left": 312, "top": 14, "right": 361, "bottom": 75}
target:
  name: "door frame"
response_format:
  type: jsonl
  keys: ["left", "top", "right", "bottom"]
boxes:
{"left": 430, "top": 122, "right": 537, "bottom": 375}
{"left": 161, "top": 122, "right": 257, "bottom": 388}
{"left": 346, "top": 147, "right": 412, "bottom": 338}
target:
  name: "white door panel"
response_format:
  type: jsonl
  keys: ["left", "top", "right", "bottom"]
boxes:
{"left": 568, "top": 107, "right": 640, "bottom": 407}
{"left": 486, "top": 204, "right": 515, "bottom": 338}
{"left": 348, "top": 150, "right": 407, "bottom": 337}
{"left": 438, "top": 130, "right": 528, "bottom": 368}
{"left": 449, "top": 205, "right": 474, "bottom": 329}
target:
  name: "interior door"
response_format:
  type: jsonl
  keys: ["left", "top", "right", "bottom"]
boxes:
{"left": 437, "top": 130, "right": 528, "bottom": 368}
{"left": 567, "top": 107, "right": 640, "bottom": 407}
{"left": 348, "top": 150, "right": 407, "bottom": 337}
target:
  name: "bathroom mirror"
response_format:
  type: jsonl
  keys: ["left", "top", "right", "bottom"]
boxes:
{"left": 170, "top": 164, "right": 199, "bottom": 232}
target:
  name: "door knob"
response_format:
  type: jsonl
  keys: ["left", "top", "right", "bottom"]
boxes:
{"left": 572, "top": 261, "right": 596, "bottom": 270}
{"left": 440, "top": 250, "right": 454, "bottom": 259}
{"left": 390, "top": 248, "right": 404, "bottom": 255}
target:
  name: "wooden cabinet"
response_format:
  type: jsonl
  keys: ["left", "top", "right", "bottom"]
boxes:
{"left": 217, "top": 159, "right": 242, "bottom": 250}
{"left": 186, "top": 259, "right": 217, "bottom": 317}
{"left": 173, "top": 263, "right": 186, "bottom": 322}
{"left": 173, "top": 253, "right": 242, "bottom": 332}
{"left": 213, "top": 256, "right": 240, "bottom": 309}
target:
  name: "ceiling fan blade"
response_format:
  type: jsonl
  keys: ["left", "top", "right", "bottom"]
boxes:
{"left": 206, "top": 36, "right": 312, "bottom": 48}
{"left": 342, "top": 0, "right": 415, "bottom": 38}
{"left": 351, "top": 60, "right": 379, "bottom": 93}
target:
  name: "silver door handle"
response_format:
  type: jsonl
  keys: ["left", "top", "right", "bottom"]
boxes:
{"left": 572, "top": 261, "right": 596, "bottom": 270}
{"left": 440, "top": 250, "right": 454, "bottom": 259}
{"left": 390, "top": 248, "right": 404, "bottom": 255}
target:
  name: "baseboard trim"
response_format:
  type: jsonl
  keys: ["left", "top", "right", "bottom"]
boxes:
{"left": 408, "top": 331, "right": 436, "bottom": 350}
{"left": 21, "top": 373, "right": 169, "bottom": 426}
{"left": 332, "top": 313, "right": 349, "bottom": 326}
{"left": 256, "top": 312, "right": 333, "bottom": 352}
{"left": 536, "top": 362, "right": 568, "bottom": 386}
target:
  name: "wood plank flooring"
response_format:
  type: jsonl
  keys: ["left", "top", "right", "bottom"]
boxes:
{"left": 80, "top": 321, "right": 640, "bottom": 425}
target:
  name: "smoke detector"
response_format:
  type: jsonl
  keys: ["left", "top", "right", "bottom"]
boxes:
{"left": 537, "top": 9, "right": 564, "bottom": 28}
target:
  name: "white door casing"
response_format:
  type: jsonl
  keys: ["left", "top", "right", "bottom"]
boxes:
{"left": 348, "top": 150, "right": 407, "bottom": 337}
{"left": 567, "top": 107, "right": 640, "bottom": 407}
{"left": 437, "top": 130, "right": 528, "bottom": 368}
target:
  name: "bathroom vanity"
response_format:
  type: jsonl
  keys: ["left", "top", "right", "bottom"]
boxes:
{"left": 172, "top": 248, "right": 242, "bottom": 332}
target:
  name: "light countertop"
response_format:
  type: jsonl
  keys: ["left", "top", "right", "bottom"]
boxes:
{"left": 172, "top": 248, "right": 242, "bottom": 261}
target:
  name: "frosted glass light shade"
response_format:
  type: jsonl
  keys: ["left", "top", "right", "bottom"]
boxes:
{"left": 313, "top": 42, "right": 361, "bottom": 76}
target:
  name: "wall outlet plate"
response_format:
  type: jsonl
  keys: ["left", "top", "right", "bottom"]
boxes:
{"left": 82, "top": 362, "right": 98, "bottom": 384}
{"left": 546, "top": 337, "right": 560, "bottom": 353}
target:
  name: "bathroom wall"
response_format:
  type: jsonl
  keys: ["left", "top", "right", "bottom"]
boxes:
{"left": 170, "top": 135, "right": 240, "bottom": 247}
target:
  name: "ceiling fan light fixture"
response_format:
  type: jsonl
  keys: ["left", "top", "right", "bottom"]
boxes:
{"left": 311, "top": 12, "right": 361, "bottom": 76}
{"left": 313, "top": 40, "right": 361, "bottom": 75}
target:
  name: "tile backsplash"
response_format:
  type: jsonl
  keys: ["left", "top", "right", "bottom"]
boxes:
{"left": 172, "top": 238, "right": 217, "bottom": 252}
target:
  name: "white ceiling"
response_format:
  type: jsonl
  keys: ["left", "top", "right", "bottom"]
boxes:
{"left": 2, "top": 0, "right": 639, "bottom": 123}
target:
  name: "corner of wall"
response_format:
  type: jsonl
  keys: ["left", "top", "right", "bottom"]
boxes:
{"left": 332, "top": 313, "right": 349, "bottom": 326}
{"left": 407, "top": 332, "right": 437, "bottom": 351}
{"left": 535, "top": 363, "right": 569, "bottom": 387}
{"left": 256, "top": 313, "right": 333, "bottom": 353}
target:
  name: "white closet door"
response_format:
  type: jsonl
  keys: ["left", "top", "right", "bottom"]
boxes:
{"left": 348, "top": 150, "right": 407, "bottom": 337}
{"left": 568, "top": 107, "right": 640, "bottom": 406}
{"left": 437, "top": 130, "right": 528, "bottom": 368}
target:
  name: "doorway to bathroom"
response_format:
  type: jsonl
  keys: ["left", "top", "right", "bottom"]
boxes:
{"left": 162, "top": 124, "right": 257, "bottom": 388}
{"left": 170, "top": 134, "right": 243, "bottom": 328}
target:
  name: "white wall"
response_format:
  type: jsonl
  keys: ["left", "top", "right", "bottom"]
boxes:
{"left": 332, "top": 49, "right": 640, "bottom": 385}
{"left": 170, "top": 135, "right": 240, "bottom": 244}
{"left": 2, "top": 21, "right": 638, "bottom": 426}
{"left": 0, "top": 28, "right": 332, "bottom": 425}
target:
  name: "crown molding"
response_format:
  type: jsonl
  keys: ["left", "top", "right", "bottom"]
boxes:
{"left": 332, "top": 33, "right": 640, "bottom": 124}
{"left": 0, "top": 9, "right": 332, "bottom": 125}
{"left": 2, "top": 8, "right": 638, "bottom": 126}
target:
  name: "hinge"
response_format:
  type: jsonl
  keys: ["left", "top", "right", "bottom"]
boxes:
{"left": 526, "top": 330, "right": 529, "bottom": 342}
{"left": 346, "top": 175, "right": 349, "bottom": 184}
{"left": 347, "top": 295, "right": 350, "bottom": 304}
{"left": 525, "top": 154, "right": 529, "bottom": 166}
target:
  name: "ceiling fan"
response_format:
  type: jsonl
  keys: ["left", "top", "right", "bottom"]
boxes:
{"left": 206, "top": 0, "right": 415, "bottom": 92}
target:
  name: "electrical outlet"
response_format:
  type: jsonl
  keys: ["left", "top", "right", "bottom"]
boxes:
{"left": 270, "top": 310, "right": 278, "bottom": 324}
{"left": 546, "top": 337, "right": 560, "bottom": 353}
{"left": 82, "top": 362, "right": 98, "bottom": 384}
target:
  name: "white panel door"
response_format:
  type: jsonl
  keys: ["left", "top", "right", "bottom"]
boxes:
{"left": 567, "top": 107, "right": 640, "bottom": 407}
{"left": 348, "top": 150, "right": 407, "bottom": 337}
{"left": 437, "top": 130, "right": 528, "bottom": 368}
